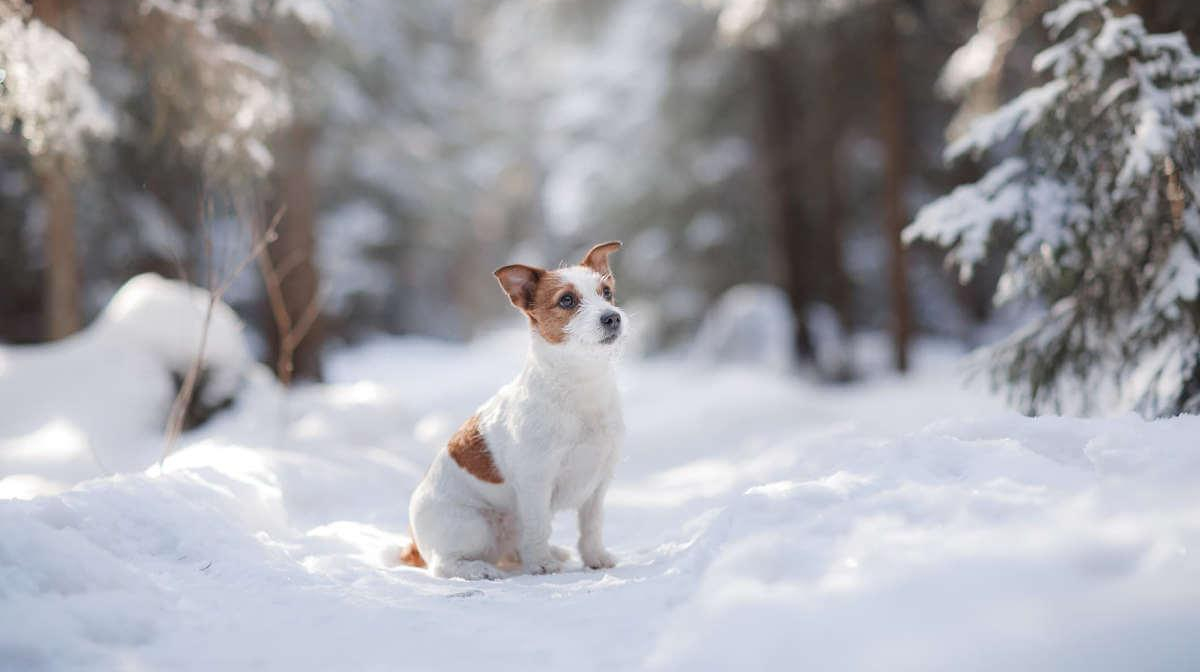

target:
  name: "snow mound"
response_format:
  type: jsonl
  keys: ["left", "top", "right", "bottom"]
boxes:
{"left": 646, "top": 413, "right": 1200, "bottom": 671}
{"left": 93, "top": 273, "right": 251, "bottom": 407}
{"left": 690, "top": 284, "right": 796, "bottom": 371}
{"left": 0, "top": 274, "right": 255, "bottom": 495}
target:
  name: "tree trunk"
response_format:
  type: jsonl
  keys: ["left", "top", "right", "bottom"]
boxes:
{"left": 32, "top": 0, "right": 66, "bottom": 24}
{"left": 32, "top": 0, "right": 80, "bottom": 341}
{"left": 878, "top": 1, "right": 912, "bottom": 373}
{"left": 753, "top": 40, "right": 814, "bottom": 359}
{"left": 814, "top": 26, "right": 852, "bottom": 333}
{"left": 37, "top": 158, "right": 80, "bottom": 340}
{"left": 267, "top": 123, "right": 324, "bottom": 384}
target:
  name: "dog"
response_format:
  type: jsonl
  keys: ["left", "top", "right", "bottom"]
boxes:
{"left": 399, "top": 241, "right": 627, "bottom": 580}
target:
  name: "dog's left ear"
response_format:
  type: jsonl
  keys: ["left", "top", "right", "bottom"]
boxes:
{"left": 494, "top": 264, "right": 544, "bottom": 311}
{"left": 581, "top": 241, "right": 622, "bottom": 279}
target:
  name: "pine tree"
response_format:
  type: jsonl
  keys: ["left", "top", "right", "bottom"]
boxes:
{"left": 906, "top": 0, "right": 1200, "bottom": 416}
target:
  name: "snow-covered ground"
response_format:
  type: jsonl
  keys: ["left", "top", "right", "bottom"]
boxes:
{"left": 3, "top": 293, "right": 1200, "bottom": 670}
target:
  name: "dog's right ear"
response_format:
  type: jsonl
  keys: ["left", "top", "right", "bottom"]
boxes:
{"left": 494, "top": 264, "right": 543, "bottom": 311}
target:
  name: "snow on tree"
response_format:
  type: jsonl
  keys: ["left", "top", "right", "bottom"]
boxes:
{"left": 0, "top": 2, "right": 115, "bottom": 165}
{"left": 696, "top": 0, "right": 873, "bottom": 46}
{"left": 133, "top": 0, "right": 294, "bottom": 182}
{"left": 0, "top": 1, "right": 118, "bottom": 339}
{"left": 906, "top": 0, "right": 1200, "bottom": 416}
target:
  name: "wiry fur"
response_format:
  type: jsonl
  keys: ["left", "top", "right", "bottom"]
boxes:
{"left": 402, "top": 242, "right": 627, "bottom": 579}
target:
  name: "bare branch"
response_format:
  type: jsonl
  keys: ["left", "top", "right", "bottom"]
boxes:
{"left": 159, "top": 201, "right": 284, "bottom": 472}
{"left": 249, "top": 202, "right": 321, "bottom": 387}
{"left": 215, "top": 204, "right": 285, "bottom": 298}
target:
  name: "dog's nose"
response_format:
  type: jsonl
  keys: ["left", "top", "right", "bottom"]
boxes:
{"left": 600, "top": 311, "right": 621, "bottom": 332}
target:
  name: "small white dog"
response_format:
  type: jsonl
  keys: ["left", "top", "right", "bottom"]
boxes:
{"left": 400, "top": 241, "right": 627, "bottom": 580}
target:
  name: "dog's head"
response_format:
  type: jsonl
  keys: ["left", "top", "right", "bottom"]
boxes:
{"left": 494, "top": 241, "right": 627, "bottom": 354}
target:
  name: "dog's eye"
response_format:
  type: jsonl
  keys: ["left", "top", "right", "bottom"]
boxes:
{"left": 558, "top": 293, "right": 576, "bottom": 309}
{"left": 602, "top": 286, "right": 613, "bottom": 302}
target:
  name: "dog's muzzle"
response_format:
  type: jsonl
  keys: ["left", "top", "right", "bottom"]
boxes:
{"left": 600, "top": 311, "right": 621, "bottom": 344}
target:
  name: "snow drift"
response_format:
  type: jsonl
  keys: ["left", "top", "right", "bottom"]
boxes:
{"left": 0, "top": 273, "right": 253, "bottom": 497}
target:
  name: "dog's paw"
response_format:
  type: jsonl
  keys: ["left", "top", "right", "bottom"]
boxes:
{"left": 435, "top": 559, "right": 502, "bottom": 581}
{"left": 581, "top": 548, "right": 617, "bottom": 570}
{"left": 549, "top": 545, "right": 573, "bottom": 562}
{"left": 523, "top": 555, "right": 564, "bottom": 575}
{"left": 462, "top": 562, "right": 503, "bottom": 581}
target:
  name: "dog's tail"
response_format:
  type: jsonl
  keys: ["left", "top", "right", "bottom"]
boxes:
{"left": 397, "top": 540, "right": 426, "bottom": 568}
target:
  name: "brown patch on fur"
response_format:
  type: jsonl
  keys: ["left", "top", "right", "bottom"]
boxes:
{"left": 581, "top": 241, "right": 622, "bottom": 279}
{"left": 495, "top": 264, "right": 543, "bottom": 310}
{"left": 526, "top": 272, "right": 577, "bottom": 344}
{"left": 447, "top": 414, "right": 504, "bottom": 484}
{"left": 398, "top": 540, "right": 426, "bottom": 568}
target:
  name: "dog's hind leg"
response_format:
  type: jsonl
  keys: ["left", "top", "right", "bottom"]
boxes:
{"left": 412, "top": 498, "right": 503, "bottom": 580}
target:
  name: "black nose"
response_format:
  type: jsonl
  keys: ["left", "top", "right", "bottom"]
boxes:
{"left": 600, "top": 311, "right": 621, "bottom": 332}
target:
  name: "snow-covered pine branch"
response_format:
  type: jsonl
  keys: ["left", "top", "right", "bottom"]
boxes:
{"left": 905, "top": 0, "right": 1200, "bottom": 416}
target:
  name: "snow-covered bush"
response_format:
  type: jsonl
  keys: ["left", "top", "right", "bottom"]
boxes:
{"left": 0, "top": 275, "right": 253, "bottom": 484}
{"left": 906, "top": 0, "right": 1200, "bottom": 416}
{"left": 95, "top": 274, "right": 252, "bottom": 412}
{"left": 691, "top": 284, "right": 796, "bottom": 371}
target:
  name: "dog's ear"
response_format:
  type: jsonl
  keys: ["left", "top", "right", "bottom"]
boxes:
{"left": 581, "top": 241, "right": 622, "bottom": 279}
{"left": 494, "top": 264, "right": 544, "bottom": 310}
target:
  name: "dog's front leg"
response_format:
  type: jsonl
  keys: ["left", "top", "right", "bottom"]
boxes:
{"left": 578, "top": 479, "right": 617, "bottom": 570}
{"left": 515, "top": 474, "right": 560, "bottom": 574}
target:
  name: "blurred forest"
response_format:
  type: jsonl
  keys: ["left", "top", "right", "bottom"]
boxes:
{"left": 2, "top": 0, "right": 1199, "bottom": 408}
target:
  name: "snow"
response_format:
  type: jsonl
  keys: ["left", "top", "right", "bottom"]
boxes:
{"left": 905, "top": 158, "right": 1027, "bottom": 282}
{"left": 937, "top": 30, "right": 999, "bottom": 100}
{"left": 0, "top": 274, "right": 252, "bottom": 494}
{"left": 1043, "top": 0, "right": 1098, "bottom": 38}
{"left": 944, "top": 80, "right": 1067, "bottom": 161}
{"left": 3, "top": 288, "right": 1200, "bottom": 669}
{"left": 702, "top": 0, "right": 870, "bottom": 46}
{"left": 317, "top": 201, "right": 392, "bottom": 314}
{"left": 93, "top": 274, "right": 252, "bottom": 407}
{"left": 274, "top": 0, "right": 334, "bottom": 35}
{"left": 689, "top": 283, "right": 796, "bottom": 371}
{"left": 137, "top": 2, "right": 293, "bottom": 180}
{"left": 1118, "top": 102, "right": 1171, "bottom": 188}
{"left": 0, "top": 13, "right": 116, "bottom": 161}
{"left": 1150, "top": 237, "right": 1200, "bottom": 313}
{"left": 684, "top": 211, "right": 731, "bottom": 251}
{"left": 921, "top": 0, "right": 1200, "bottom": 417}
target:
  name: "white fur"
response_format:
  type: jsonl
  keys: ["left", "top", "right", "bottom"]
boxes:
{"left": 408, "top": 265, "right": 626, "bottom": 579}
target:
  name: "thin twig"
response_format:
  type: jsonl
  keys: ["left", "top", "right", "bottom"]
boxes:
{"left": 250, "top": 202, "right": 321, "bottom": 387}
{"left": 276, "top": 290, "right": 324, "bottom": 385}
{"left": 215, "top": 204, "right": 285, "bottom": 298}
{"left": 159, "top": 202, "right": 284, "bottom": 473}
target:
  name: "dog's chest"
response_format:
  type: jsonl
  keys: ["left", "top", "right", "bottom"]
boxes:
{"left": 549, "top": 408, "right": 620, "bottom": 510}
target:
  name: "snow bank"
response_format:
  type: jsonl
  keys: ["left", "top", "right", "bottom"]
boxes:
{"left": 93, "top": 273, "right": 252, "bottom": 407}
{"left": 0, "top": 274, "right": 254, "bottom": 496}
{"left": 647, "top": 413, "right": 1200, "bottom": 671}
{"left": 2, "top": 331, "right": 1199, "bottom": 670}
